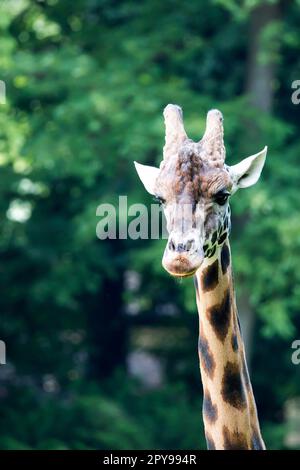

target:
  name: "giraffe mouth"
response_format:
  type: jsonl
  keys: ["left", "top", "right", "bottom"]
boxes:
{"left": 167, "top": 268, "right": 198, "bottom": 278}
{"left": 162, "top": 253, "right": 203, "bottom": 278}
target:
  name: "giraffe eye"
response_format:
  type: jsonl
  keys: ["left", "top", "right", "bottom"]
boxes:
{"left": 214, "top": 191, "right": 230, "bottom": 206}
{"left": 153, "top": 195, "right": 165, "bottom": 206}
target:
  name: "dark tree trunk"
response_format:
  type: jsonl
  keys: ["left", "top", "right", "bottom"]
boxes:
{"left": 86, "top": 241, "right": 128, "bottom": 380}
{"left": 246, "top": 2, "right": 280, "bottom": 112}
{"left": 239, "top": 1, "right": 280, "bottom": 364}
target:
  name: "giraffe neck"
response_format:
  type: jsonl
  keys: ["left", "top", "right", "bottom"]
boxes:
{"left": 194, "top": 241, "right": 265, "bottom": 450}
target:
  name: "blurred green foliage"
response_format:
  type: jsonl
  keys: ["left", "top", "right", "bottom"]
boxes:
{"left": 0, "top": 0, "right": 300, "bottom": 450}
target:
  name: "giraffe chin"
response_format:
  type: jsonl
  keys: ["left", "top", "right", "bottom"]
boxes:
{"left": 162, "top": 255, "right": 203, "bottom": 278}
{"left": 167, "top": 269, "right": 198, "bottom": 278}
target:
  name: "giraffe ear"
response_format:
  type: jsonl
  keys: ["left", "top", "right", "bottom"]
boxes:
{"left": 229, "top": 146, "right": 267, "bottom": 191}
{"left": 134, "top": 161, "right": 160, "bottom": 195}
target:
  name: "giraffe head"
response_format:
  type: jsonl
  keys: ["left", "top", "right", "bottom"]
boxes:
{"left": 135, "top": 104, "right": 267, "bottom": 278}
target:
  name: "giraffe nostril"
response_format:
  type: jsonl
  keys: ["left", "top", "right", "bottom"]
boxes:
{"left": 186, "top": 239, "right": 194, "bottom": 251}
{"left": 169, "top": 239, "right": 195, "bottom": 253}
{"left": 169, "top": 239, "right": 176, "bottom": 251}
{"left": 177, "top": 243, "right": 185, "bottom": 253}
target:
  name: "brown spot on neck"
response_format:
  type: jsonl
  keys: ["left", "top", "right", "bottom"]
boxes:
{"left": 198, "top": 333, "right": 216, "bottom": 379}
{"left": 201, "top": 259, "right": 219, "bottom": 292}
{"left": 220, "top": 242, "right": 230, "bottom": 274}
{"left": 221, "top": 361, "right": 247, "bottom": 410}
{"left": 203, "top": 390, "right": 218, "bottom": 424}
{"left": 207, "top": 288, "right": 231, "bottom": 341}
{"left": 223, "top": 425, "right": 249, "bottom": 450}
{"left": 231, "top": 331, "right": 239, "bottom": 352}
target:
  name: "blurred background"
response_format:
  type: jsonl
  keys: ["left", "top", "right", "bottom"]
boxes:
{"left": 0, "top": 0, "right": 300, "bottom": 450}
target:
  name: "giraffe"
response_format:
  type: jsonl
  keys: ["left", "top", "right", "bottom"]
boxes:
{"left": 134, "top": 104, "right": 267, "bottom": 450}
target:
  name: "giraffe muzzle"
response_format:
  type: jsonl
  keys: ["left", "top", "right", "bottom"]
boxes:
{"left": 162, "top": 233, "right": 204, "bottom": 277}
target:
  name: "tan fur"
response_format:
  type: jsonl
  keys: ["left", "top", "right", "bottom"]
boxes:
{"left": 195, "top": 244, "right": 265, "bottom": 450}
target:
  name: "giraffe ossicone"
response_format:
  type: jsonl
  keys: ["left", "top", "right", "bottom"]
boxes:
{"left": 135, "top": 104, "right": 267, "bottom": 450}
